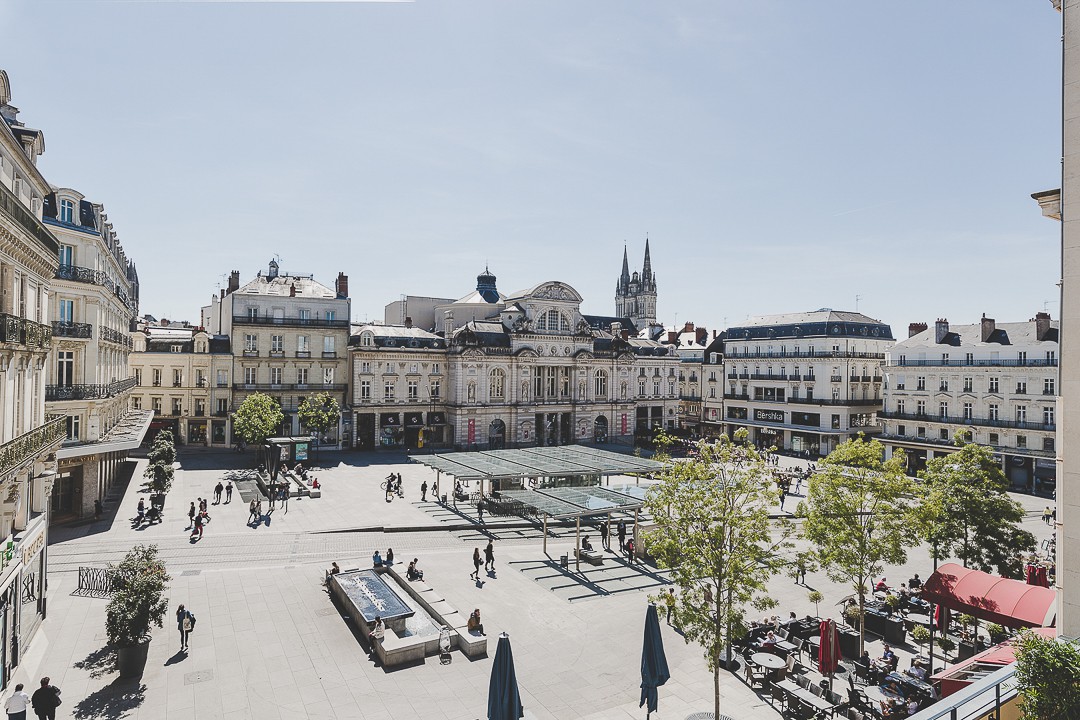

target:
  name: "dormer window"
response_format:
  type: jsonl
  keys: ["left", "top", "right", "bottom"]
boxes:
{"left": 59, "top": 198, "right": 75, "bottom": 224}
{"left": 360, "top": 332, "right": 374, "bottom": 347}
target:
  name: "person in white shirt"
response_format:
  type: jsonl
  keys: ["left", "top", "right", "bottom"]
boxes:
{"left": 5, "top": 683, "right": 29, "bottom": 720}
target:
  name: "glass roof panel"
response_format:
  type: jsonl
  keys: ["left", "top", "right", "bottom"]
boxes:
{"left": 412, "top": 446, "right": 666, "bottom": 481}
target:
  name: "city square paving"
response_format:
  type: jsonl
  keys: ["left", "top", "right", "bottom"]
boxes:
{"left": 25, "top": 447, "right": 1055, "bottom": 719}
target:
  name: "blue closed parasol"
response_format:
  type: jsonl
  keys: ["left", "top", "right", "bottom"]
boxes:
{"left": 640, "top": 603, "right": 671, "bottom": 718}
{"left": 488, "top": 633, "right": 524, "bottom": 720}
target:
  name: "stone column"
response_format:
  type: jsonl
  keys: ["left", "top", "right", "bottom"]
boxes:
{"left": 80, "top": 460, "right": 99, "bottom": 518}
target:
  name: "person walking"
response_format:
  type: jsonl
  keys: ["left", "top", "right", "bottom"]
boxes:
{"left": 1044, "top": 506, "right": 1053, "bottom": 525}
{"left": 225, "top": 481, "right": 233, "bottom": 503}
{"left": 5, "top": 683, "right": 29, "bottom": 720}
{"left": 484, "top": 540, "right": 495, "bottom": 572}
{"left": 421, "top": 480, "right": 428, "bottom": 502}
{"left": 617, "top": 520, "right": 627, "bottom": 551}
{"left": 248, "top": 498, "right": 258, "bottom": 524}
{"left": 796, "top": 557, "right": 807, "bottom": 586}
{"left": 176, "top": 604, "right": 195, "bottom": 651}
{"left": 192, "top": 512, "right": 204, "bottom": 540}
{"left": 664, "top": 587, "right": 676, "bottom": 625}
{"left": 187, "top": 502, "right": 196, "bottom": 530}
{"left": 29, "top": 679, "right": 60, "bottom": 720}
{"left": 470, "top": 548, "right": 482, "bottom": 580}
{"left": 600, "top": 519, "right": 610, "bottom": 550}
{"left": 779, "top": 485, "right": 787, "bottom": 510}
{"left": 198, "top": 497, "right": 207, "bottom": 514}
{"left": 282, "top": 484, "right": 290, "bottom": 514}
{"left": 93, "top": 499, "right": 103, "bottom": 522}
{"left": 254, "top": 498, "right": 263, "bottom": 523}
{"left": 268, "top": 485, "right": 276, "bottom": 510}
{"left": 476, "top": 497, "right": 485, "bottom": 524}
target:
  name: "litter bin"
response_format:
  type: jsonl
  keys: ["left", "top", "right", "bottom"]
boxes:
{"left": 560, "top": 554, "right": 569, "bottom": 569}
{"left": 441, "top": 494, "right": 448, "bottom": 504}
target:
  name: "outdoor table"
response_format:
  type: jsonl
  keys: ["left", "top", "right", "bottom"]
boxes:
{"left": 889, "top": 671, "right": 935, "bottom": 698}
{"left": 751, "top": 652, "right": 786, "bottom": 671}
{"left": 905, "top": 612, "right": 931, "bottom": 626}
{"left": 775, "top": 679, "right": 834, "bottom": 713}
{"left": 807, "top": 636, "right": 821, "bottom": 653}
{"left": 775, "top": 639, "right": 797, "bottom": 654}
{"left": 865, "top": 685, "right": 905, "bottom": 706}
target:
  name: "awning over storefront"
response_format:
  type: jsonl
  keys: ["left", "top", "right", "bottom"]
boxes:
{"left": 380, "top": 413, "right": 399, "bottom": 427}
{"left": 921, "top": 563, "right": 1057, "bottom": 629}
{"left": 427, "top": 412, "right": 446, "bottom": 425}
{"left": 404, "top": 412, "right": 424, "bottom": 427}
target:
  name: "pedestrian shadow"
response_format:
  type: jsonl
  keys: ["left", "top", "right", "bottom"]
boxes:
{"left": 73, "top": 646, "right": 115, "bottom": 679}
{"left": 163, "top": 650, "right": 187, "bottom": 666}
{"left": 72, "top": 678, "right": 146, "bottom": 720}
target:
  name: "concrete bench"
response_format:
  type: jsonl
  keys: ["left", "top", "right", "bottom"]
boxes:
{"left": 456, "top": 629, "right": 488, "bottom": 658}
{"left": 575, "top": 548, "right": 604, "bottom": 566}
{"left": 375, "top": 631, "right": 427, "bottom": 666}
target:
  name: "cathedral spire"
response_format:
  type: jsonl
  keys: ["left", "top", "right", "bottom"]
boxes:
{"left": 620, "top": 244, "right": 631, "bottom": 287}
{"left": 642, "top": 236, "right": 652, "bottom": 283}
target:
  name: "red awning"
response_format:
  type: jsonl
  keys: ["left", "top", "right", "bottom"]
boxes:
{"left": 921, "top": 563, "right": 1056, "bottom": 629}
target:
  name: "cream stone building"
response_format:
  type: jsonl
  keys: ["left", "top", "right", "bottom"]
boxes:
{"left": 129, "top": 323, "right": 232, "bottom": 447}
{"left": 880, "top": 316, "right": 1058, "bottom": 488}
{"left": 201, "top": 261, "right": 350, "bottom": 445}
{"left": 42, "top": 186, "right": 150, "bottom": 521}
{"left": 0, "top": 69, "right": 68, "bottom": 686}
{"left": 721, "top": 310, "right": 893, "bottom": 455}
{"left": 348, "top": 322, "right": 448, "bottom": 450}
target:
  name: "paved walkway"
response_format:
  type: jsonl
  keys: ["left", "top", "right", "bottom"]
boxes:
{"left": 20, "top": 447, "right": 1056, "bottom": 720}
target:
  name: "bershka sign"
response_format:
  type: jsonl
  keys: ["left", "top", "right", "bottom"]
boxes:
{"left": 754, "top": 409, "right": 785, "bottom": 424}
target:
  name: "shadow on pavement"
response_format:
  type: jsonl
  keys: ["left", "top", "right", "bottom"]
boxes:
{"left": 73, "top": 646, "right": 115, "bottom": 679}
{"left": 72, "top": 679, "right": 146, "bottom": 720}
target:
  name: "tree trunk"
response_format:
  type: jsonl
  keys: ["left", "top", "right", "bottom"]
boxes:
{"left": 858, "top": 591, "right": 866, "bottom": 657}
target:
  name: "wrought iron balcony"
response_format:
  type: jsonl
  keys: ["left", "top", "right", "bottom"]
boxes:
{"left": 232, "top": 383, "right": 348, "bottom": 392}
{"left": 99, "top": 326, "right": 133, "bottom": 348}
{"left": 830, "top": 375, "right": 843, "bottom": 382}
{"left": 232, "top": 315, "right": 350, "bottom": 328}
{"left": 879, "top": 410, "right": 1054, "bottom": 432}
{"left": 725, "top": 350, "right": 886, "bottom": 360}
{"left": 0, "top": 182, "right": 59, "bottom": 255}
{"left": 0, "top": 415, "right": 65, "bottom": 477}
{"left": 52, "top": 321, "right": 92, "bottom": 339}
{"left": 0, "top": 314, "right": 52, "bottom": 349}
{"left": 54, "top": 265, "right": 137, "bottom": 314}
{"left": 46, "top": 376, "right": 138, "bottom": 402}
{"left": 892, "top": 358, "right": 1058, "bottom": 368}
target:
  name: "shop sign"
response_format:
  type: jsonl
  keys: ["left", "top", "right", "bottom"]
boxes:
{"left": 295, "top": 443, "right": 308, "bottom": 461}
{"left": 754, "top": 409, "right": 785, "bottom": 424}
{"left": 20, "top": 524, "right": 45, "bottom": 567}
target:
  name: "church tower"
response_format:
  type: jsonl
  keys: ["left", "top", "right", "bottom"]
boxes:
{"left": 614, "top": 239, "right": 658, "bottom": 332}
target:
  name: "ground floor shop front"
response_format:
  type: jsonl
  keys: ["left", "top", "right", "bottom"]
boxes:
{"left": 882, "top": 438, "right": 1055, "bottom": 492}
{"left": 0, "top": 517, "right": 48, "bottom": 693}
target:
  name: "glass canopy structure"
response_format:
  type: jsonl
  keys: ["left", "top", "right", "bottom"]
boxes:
{"left": 411, "top": 445, "right": 665, "bottom": 484}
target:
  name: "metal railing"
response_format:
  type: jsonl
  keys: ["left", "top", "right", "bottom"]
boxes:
{"left": 894, "top": 358, "right": 1057, "bottom": 368}
{"left": 54, "top": 265, "right": 137, "bottom": 313}
{"left": 0, "top": 314, "right": 52, "bottom": 349}
{"left": 788, "top": 397, "right": 882, "bottom": 407}
{"left": 232, "top": 315, "right": 350, "bottom": 328}
{"left": 45, "top": 377, "right": 138, "bottom": 401}
{"left": 879, "top": 410, "right": 1055, "bottom": 432}
{"left": 99, "top": 326, "right": 132, "bottom": 348}
{"left": 0, "top": 181, "right": 59, "bottom": 254}
{"left": 726, "top": 350, "right": 886, "bottom": 360}
{"left": 232, "top": 383, "right": 348, "bottom": 392}
{"left": 0, "top": 415, "right": 65, "bottom": 477}
{"left": 52, "top": 321, "right": 92, "bottom": 339}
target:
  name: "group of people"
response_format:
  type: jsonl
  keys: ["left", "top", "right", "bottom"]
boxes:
{"left": 133, "top": 498, "right": 161, "bottom": 526}
{"left": 372, "top": 548, "right": 395, "bottom": 566}
{"left": 187, "top": 498, "right": 212, "bottom": 539}
{"left": 3, "top": 678, "right": 62, "bottom": 720}
{"left": 470, "top": 541, "right": 496, "bottom": 580}
{"left": 212, "top": 481, "right": 233, "bottom": 504}
{"left": 384, "top": 473, "right": 404, "bottom": 501}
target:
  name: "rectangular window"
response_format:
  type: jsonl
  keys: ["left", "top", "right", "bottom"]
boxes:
{"left": 963, "top": 402, "right": 973, "bottom": 420}
{"left": 1045, "top": 378, "right": 1056, "bottom": 395}
{"left": 384, "top": 380, "right": 395, "bottom": 399}
{"left": 323, "top": 336, "right": 335, "bottom": 354}
{"left": 361, "top": 379, "right": 372, "bottom": 399}
{"left": 638, "top": 381, "right": 646, "bottom": 397}
{"left": 297, "top": 368, "right": 309, "bottom": 385}
{"left": 1017, "top": 435, "right": 1027, "bottom": 448}
{"left": 152, "top": 397, "right": 162, "bottom": 413}
{"left": 989, "top": 403, "right": 999, "bottom": 421}
{"left": 942, "top": 353, "right": 950, "bottom": 364}
{"left": 432, "top": 363, "right": 441, "bottom": 375}
{"left": 217, "top": 398, "right": 229, "bottom": 414}
{"left": 58, "top": 244, "right": 74, "bottom": 267}
{"left": 244, "top": 367, "right": 256, "bottom": 385}
{"left": 989, "top": 432, "right": 998, "bottom": 444}
{"left": 247, "top": 307, "right": 258, "bottom": 320}
{"left": 271, "top": 335, "right": 284, "bottom": 352}
{"left": 940, "top": 429, "right": 949, "bottom": 440}
{"left": 1018, "top": 351, "right": 1028, "bottom": 364}
{"left": 897, "top": 424, "right": 906, "bottom": 436}
{"left": 217, "top": 370, "right": 228, "bottom": 387}
{"left": 66, "top": 415, "right": 80, "bottom": 441}
{"left": 917, "top": 400, "right": 926, "bottom": 415}
{"left": 1016, "top": 381, "right": 1027, "bottom": 394}
{"left": 134, "top": 369, "right": 142, "bottom": 386}
{"left": 430, "top": 379, "right": 441, "bottom": 399}
{"left": 297, "top": 335, "right": 309, "bottom": 354}
{"left": 1044, "top": 406, "right": 1055, "bottom": 426}
{"left": 59, "top": 199, "right": 74, "bottom": 224}
{"left": 1016, "top": 405, "right": 1027, "bottom": 423}
{"left": 152, "top": 368, "right": 162, "bottom": 387}
{"left": 408, "top": 380, "right": 419, "bottom": 400}
{"left": 917, "top": 376, "right": 926, "bottom": 391}
{"left": 173, "top": 369, "right": 183, "bottom": 387}
{"left": 324, "top": 368, "right": 334, "bottom": 385}
{"left": 963, "top": 377, "right": 972, "bottom": 392}
{"left": 172, "top": 398, "right": 183, "bottom": 416}
{"left": 58, "top": 299, "right": 74, "bottom": 323}
{"left": 270, "top": 367, "right": 283, "bottom": 385}
{"left": 989, "top": 376, "right": 999, "bottom": 393}
{"left": 939, "top": 401, "right": 948, "bottom": 418}
{"left": 939, "top": 378, "right": 949, "bottom": 392}
{"left": 244, "top": 334, "right": 257, "bottom": 352}
{"left": 326, "top": 310, "right": 335, "bottom": 322}
{"left": 195, "top": 399, "right": 205, "bottom": 416}
{"left": 299, "top": 308, "right": 310, "bottom": 321}
{"left": 965, "top": 352, "right": 974, "bottom": 364}
{"left": 896, "top": 399, "right": 905, "bottom": 414}
{"left": 133, "top": 396, "right": 142, "bottom": 410}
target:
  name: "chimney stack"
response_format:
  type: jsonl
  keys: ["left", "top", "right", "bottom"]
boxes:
{"left": 980, "top": 314, "right": 996, "bottom": 342}
{"left": 610, "top": 322, "right": 622, "bottom": 336}
{"left": 336, "top": 272, "right": 349, "bottom": 299}
{"left": 227, "top": 270, "right": 240, "bottom": 294}
{"left": 908, "top": 322, "right": 927, "bottom": 338}
{"left": 405, "top": 316, "right": 413, "bottom": 329}
{"left": 621, "top": 329, "right": 630, "bottom": 341}
{"left": 1034, "top": 311, "right": 1052, "bottom": 341}
{"left": 934, "top": 319, "right": 949, "bottom": 344}
{"left": 696, "top": 327, "right": 708, "bottom": 344}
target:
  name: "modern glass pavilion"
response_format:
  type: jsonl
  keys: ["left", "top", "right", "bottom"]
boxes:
{"left": 411, "top": 446, "right": 667, "bottom": 570}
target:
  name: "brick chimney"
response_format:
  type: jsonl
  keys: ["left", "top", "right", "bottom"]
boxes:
{"left": 621, "top": 329, "right": 630, "bottom": 341}
{"left": 289, "top": 283, "right": 296, "bottom": 297}
{"left": 934, "top": 319, "right": 949, "bottom": 344}
{"left": 336, "top": 272, "right": 349, "bottom": 299}
{"left": 908, "top": 322, "right": 927, "bottom": 338}
{"left": 1034, "top": 311, "right": 1052, "bottom": 341}
{"left": 405, "top": 316, "right": 413, "bottom": 329}
{"left": 696, "top": 327, "right": 708, "bottom": 344}
{"left": 227, "top": 270, "right": 240, "bottom": 294}
{"left": 980, "top": 314, "right": 996, "bottom": 342}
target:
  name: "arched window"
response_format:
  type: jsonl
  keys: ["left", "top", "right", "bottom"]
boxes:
{"left": 537, "top": 309, "right": 569, "bottom": 333}
{"left": 490, "top": 368, "right": 505, "bottom": 400}
{"left": 594, "top": 369, "right": 608, "bottom": 398}
{"left": 59, "top": 198, "right": 75, "bottom": 224}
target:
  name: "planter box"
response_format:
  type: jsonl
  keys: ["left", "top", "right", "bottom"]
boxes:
{"left": 117, "top": 640, "right": 151, "bottom": 678}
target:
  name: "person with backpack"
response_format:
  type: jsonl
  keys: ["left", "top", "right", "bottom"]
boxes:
{"left": 177, "top": 604, "right": 195, "bottom": 651}
{"left": 29, "top": 679, "right": 60, "bottom": 720}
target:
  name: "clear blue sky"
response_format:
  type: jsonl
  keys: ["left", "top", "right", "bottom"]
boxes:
{"left": 2, "top": 1, "right": 1063, "bottom": 336}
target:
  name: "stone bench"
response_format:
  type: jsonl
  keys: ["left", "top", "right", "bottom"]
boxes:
{"left": 375, "top": 631, "right": 427, "bottom": 666}
{"left": 575, "top": 548, "right": 604, "bottom": 566}
{"left": 457, "top": 628, "right": 488, "bottom": 658}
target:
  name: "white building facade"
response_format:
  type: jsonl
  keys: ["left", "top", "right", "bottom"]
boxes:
{"left": 880, "top": 315, "right": 1058, "bottom": 490}
{"left": 721, "top": 310, "right": 893, "bottom": 455}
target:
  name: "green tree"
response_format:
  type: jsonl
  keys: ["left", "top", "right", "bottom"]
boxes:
{"left": 232, "top": 392, "right": 283, "bottom": 447}
{"left": 142, "top": 430, "right": 176, "bottom": 494}
{"left": 1015, "top": 630, "right": 1080, "bottom": 720}
{"left": 645, "top": 429, "right": 792, "bottom": 719}
{"left": 106, "top": 544, "right": 171, "bottom": 647}
{"left": 919, "top": 438, "right": 1035, "bottom": 578}
{"left": 297, "top": 392, "right": 340, "bottom": 442}
{"left": 798, "top": 435, "right": 919, "bottom": 655}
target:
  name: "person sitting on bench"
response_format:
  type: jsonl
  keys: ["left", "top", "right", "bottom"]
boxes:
{"left": 467, "top": 608, "right": 485, "bottom": 636}
{"left": 581, "top": 535, "right": 594, "bottom": 552}
{"left": 372, "top": 550, "right": 383, "bottom": 567}
{"left": 407, "top": 559, "right": 424, "bottom": 581}
{"left": 368, "top": 616, "right": 385, "bottom": 647}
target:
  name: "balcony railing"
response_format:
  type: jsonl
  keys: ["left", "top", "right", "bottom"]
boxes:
{"left": 233, "top": 315, "right": 350, "bottom": 328}
{"left": 0, "top": 181, "right": 59, "bottom": 254}
{"left": 46, "top": 376, "right": 138, "bottom": 402}
{"left": 724, "top": 393, "right": 750, "bottom": 401}
{"left": 99, "top": 326, "right": 133, "bottom": 349}
{"left": 52, "top": 321, "right": 92, "bottom": 339}
{"left": 893, "top": 358, "right": 1057, "bottom": 368}
{"left": 830, "top": 375, "right": 843, "bottom": 382}
{"left": 54, "top": 265, "right": 137, "bottom": 313}
{"left": 787, "top": 397, "right": 882, "bottom": 407}
{"left": 0, "top": 415, "right": 65, "bottom": 477}
{"left": 725, "top": 350, "right": 886, "bottom": 360}
{"left": 750, "top": 373, "right": 788, "bottom": 381}
{"left": 0, "top": 314, "right": 52, "bottom": 349}
{"left": 879, "top": 410, "right": 1054, "bottom": 432}
{"left": 233, "top": 383, "right": 348, "bottom": 392}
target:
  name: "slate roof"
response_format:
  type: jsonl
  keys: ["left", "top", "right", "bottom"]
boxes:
{"left": 581, "top": 315, "right": 638, "bottom": 335}
{"left": 727, "top": 308, "right": 893, "bottom": 341}
{"left": 349, "top": 324, "right": 447, "bottom": 349}
{"left": 237, "top": 274, "right": 336, "bottom": 298}
{"left": 898, "top": 320, "right": 1059, "bottom": 348}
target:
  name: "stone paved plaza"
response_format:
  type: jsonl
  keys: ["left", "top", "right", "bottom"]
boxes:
{"left": 24, "top": 448, "right": 1054, "bottom": 720}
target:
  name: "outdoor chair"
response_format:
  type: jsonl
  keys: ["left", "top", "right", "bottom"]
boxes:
{"left": 797, "top": 675, "right": 811, "bottom": 690}
{"left": 745, "top": 661, "right": 768, "bottom": 689}
{"left": 778, "top": 628, "right": 789, "bottom": 640}
{"left": 786, "top": 653, "right": 799, "bottom": 677}
{"left": 792, "top": 636, "right": 804, "bottom": 654}
{"left": 826, "top": 690, "right": 843, "bottom": 706}
{"left": 811, "top": 682, "right": 825, "bottom": 697}
{"left": 847, "top": 710, "right": 864, "bottom": 720}
{"left": 796, "top": 698, "right": 818, "bottom": 719}
{"left": 771, "top": 682, "right": 788, "bottom": 710}
{"left": 852, "top": 661, "right": 870, "bottom": 686}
